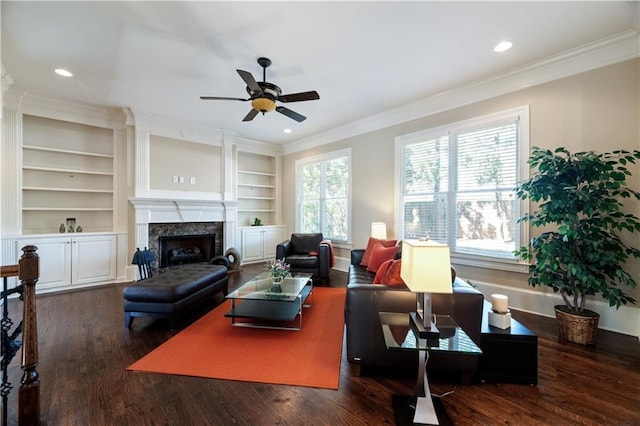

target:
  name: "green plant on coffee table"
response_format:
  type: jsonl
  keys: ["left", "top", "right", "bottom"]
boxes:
{"left": 268, "top": 258, "right": 291, "bottom": 279}
{"left": 513, "top": 146, "right": 640, "bottom": 313}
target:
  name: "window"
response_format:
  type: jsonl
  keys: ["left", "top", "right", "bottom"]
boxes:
{"left": 296, "top": 149, "right": 351, "bottom": 242}
{"left": 395, "top": 106, "right": 529, "bottom": 271}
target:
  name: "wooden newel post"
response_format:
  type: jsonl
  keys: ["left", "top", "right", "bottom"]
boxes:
{"left": 18, "top": 245, "right": 40, "bottom": 426}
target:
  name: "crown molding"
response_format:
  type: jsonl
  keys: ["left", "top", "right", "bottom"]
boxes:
{"left": 284, "top": 30, "right": 640, "bottom": 155}
{"left": 3, "top": 89, "right": 122, "bottom": 129}
{"left": 235, "top": 135, "right": 284, "bottom": 157}
{"left": 1, "top": 64, "right": 14, "bottom": 94}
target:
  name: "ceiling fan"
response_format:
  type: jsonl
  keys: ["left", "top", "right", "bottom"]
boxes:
{"left": 200, "top": 57, "right": 320, "bottom": 122}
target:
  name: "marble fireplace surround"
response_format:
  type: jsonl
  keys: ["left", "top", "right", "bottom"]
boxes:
{"left": 151, "top": 224, "right": 221, "bottom": 269}
{"left": 129, "top": 198, "right": 237, "bottom": 271}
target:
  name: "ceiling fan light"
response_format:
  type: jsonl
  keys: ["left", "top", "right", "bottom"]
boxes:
{"left": 251, "top": 97, "right": 276, "bottom": 113}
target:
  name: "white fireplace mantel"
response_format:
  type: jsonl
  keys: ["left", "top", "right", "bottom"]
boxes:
{"left": 129, "top": 197, "right": 238, "bottom": 251}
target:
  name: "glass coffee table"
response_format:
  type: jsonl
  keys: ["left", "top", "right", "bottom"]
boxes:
{"left": 379, "top": 312, "right": 482, "bottom": 425}
{"left": 225, "top": 272, "right": 313, "bottom": 330}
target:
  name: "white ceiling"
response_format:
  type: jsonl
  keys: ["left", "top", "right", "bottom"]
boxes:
{"left": 2, "top": 1, "right": 639, "bottom": 145}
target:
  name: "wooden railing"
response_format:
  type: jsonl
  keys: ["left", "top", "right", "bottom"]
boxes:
{"left": 1, "top": 245, "right": 40, "bottom": 426}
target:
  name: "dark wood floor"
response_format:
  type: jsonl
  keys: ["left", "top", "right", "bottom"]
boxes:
{"left": 4, "top": 264, "right": 640, "bottom": 425}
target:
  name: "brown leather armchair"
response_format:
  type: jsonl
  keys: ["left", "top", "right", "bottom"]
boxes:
{"left": 276, "top": 233, "right": 331, "bottom": 280}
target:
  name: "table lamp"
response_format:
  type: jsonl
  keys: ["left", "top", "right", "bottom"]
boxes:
{"left": 400, "top": 239, "right": 453, "bottom": 340}
{"left": 370, "top": 222, "right": 387, "bottom": 239}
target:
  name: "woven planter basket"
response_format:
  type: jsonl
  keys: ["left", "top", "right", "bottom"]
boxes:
{"left": 555, "top": 305, "right": 599, "bottom": 345}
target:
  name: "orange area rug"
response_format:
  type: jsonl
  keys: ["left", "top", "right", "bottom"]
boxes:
{"left": 127, "top": 287, "right": 346, "bottom": 390}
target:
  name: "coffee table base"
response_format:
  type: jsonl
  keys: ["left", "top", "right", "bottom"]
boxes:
{"left": 225, "top": 284, "right": 312, "bottom": 330}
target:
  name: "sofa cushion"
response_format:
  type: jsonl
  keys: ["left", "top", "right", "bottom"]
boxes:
{"left": 290, "top": 233, "right": 323, "bottom": 254}
{"left": 373, "top": 259, "right": 405, "bottom": 286}
{"left": 286, "top": 253, "right": 320, "bottom": 268}
{"left": 360, "top": 237, "right": 397, "bottom": 267}
{"left": 367, "top": 244, "right": 398, "bottom": 273}
{"left": 349, "top": 264, "right": 377, "bottom": 284}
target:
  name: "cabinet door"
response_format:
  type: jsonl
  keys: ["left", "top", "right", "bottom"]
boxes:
{"left": 241, "top": 229, "right": 265, "bottom": 262}
{"left": 19, "top": 237, "right": 72, "bottom": 290}
{"left": 71, "top": 235, "right": 116, "bottom": 285}
{"left": 262, "top": 227, "right": 282, "bottom": 259}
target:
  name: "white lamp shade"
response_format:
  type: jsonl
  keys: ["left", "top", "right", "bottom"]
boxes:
{"left": 370, "top": 222, "right": 387, "bottom": 239}
{"left": 400, "top": 239, "right": 453, "bottom": 294}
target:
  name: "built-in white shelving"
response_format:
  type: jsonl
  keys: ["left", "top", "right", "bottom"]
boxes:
{"left": 237, "top": 152, "right": 278, "bottom": 226}
{"left": 21, "top": 114, "right": 115, "bottom": 234}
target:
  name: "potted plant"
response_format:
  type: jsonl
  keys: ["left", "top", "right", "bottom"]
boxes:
{"left": 514, "top": 147, "right": 640, "bottom": 344}
{"left": 267, "top": 258, "right": 290, "bottom": 292}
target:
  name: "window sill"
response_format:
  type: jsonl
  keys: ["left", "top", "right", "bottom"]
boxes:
{"left": 451, "top": 254, "right": 529, "bottom": 274}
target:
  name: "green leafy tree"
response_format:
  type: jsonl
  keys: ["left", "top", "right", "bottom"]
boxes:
{"left": 514, "top": 147, "right": 640, "bottom": 312}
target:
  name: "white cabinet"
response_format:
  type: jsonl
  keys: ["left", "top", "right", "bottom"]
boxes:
{"left": 239, "top": 226, "right": 285, "bottom": 264}
{"left": 16, "top": 233, "right": 117, "bottom": 292}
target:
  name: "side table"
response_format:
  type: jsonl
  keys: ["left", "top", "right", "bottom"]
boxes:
{"left": 379, "top": 312, "right": 482, "bottom": 425}
{"left": 477, "top": 302, "right": 538, "bottom": 385}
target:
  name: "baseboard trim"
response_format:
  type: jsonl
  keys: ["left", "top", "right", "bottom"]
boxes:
{"left": 333, "top": 256, "right": 350, "bottom": 273}
{"left": 468, "top": 278, "right": 640, "bottom": 338}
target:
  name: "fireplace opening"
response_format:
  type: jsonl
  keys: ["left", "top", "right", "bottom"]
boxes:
{"left": 158, "top": 234, "right": 216, "bottom": 268}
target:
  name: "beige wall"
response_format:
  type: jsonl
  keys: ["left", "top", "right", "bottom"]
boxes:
{"left": 149, "top": 135, "right": 222, "bottom": 192}
{"left": 282, "top": 59, "right": 640, "bottom": 302}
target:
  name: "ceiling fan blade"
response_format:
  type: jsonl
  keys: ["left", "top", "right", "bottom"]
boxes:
{"left": 242, "top": 108, "right": 259, "bottom": 122}
{"left": 237, "top": 69, "right": 262, "bottom": 94}
{"left": 276, "top": 106, "right": 306, "bottom": 122}
{"left": 200, "top": 96, "right": 249, "bottom": 101}
{"left": 278, "top": 91, "right": 320, "bottom": 103}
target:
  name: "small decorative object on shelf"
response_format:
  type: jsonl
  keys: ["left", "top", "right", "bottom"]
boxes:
{"left": 253, "top": 217, "right": 262, "bottom": 226}
{"left": 66, "top": 217, "right": 76, "bottom": 233}
{"left": 76, "top": 226, "right": 83, "bottom": 233}
{"left": 59, "top": 223, "right": 66, "bottom": 233}
{"left": 267, "top": 258, "right": 290, "bottom": 291}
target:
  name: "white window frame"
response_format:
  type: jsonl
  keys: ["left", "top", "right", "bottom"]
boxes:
{"left": 394, "top": 106, "right": 530, "bottom": 272}
{"left": 295, "top": 148, "right": 352, "bottom": 244}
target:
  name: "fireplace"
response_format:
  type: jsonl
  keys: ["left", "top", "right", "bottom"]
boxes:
{"left": 147, "top": 222, "right": 224, "bottom": 271}
{"left": 159, "top": 234, "right": 216, "bottom": 267}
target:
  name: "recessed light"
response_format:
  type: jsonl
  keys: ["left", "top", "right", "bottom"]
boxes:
{"left": 493, "top": 40, "right": 513, "bottom": 53}
{"left": 54, "top": 68, "right": 73, "bottom": 77}
{"left": 494, "top": 41, "right": 513, "bottom": 53}
{"left": 283, "top": 128, "right": 292, "bottom": 134}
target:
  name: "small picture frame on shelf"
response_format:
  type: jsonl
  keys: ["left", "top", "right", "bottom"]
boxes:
{"left": 66, "top": 217, "right": 76, "bottom": 233}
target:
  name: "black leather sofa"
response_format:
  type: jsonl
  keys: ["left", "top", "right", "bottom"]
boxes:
{"left": 276, "top": 233, "right": 331, "bottom": 280}
{"left": 345, "top": 249, "right": 484, "bottom": 382}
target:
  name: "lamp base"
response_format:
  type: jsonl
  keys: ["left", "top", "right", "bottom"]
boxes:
{"left": 410, "top": 312, "right": 440, "bottom": 340}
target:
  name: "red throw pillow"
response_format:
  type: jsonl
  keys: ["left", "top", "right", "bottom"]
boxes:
{"left": 384, "top": 259, "right": 405, "bottom": 286}
{"left": 367, "top": 244, "right": 398, "bottom": 273}
{"left": 373, "top": 259, "right": 405, "bottom": 286}
{"left": 360, "top": 237, "right": 397, "bottom": 266}
{"left": 373, "top": 259, "right": 393, "bottom": 283}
